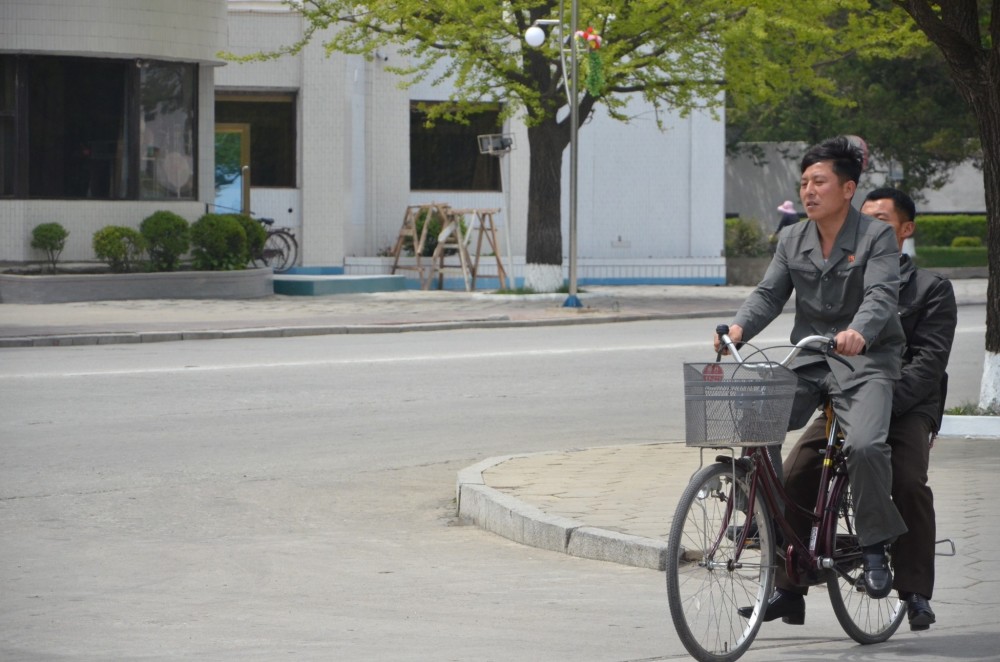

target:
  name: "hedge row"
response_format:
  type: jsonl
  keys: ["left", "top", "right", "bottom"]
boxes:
{"left": 914, "top": 215, "right": 987, "bottom": 247}
{"left": 913, "top": 246, "right": 987, "bottom": 268}
{"left": 31, "top": 212, "right": 268, "bottom": 273}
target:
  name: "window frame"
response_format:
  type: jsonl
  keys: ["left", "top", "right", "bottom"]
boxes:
{"left": 1, "top": 54, "right": 198, "bottom": 201}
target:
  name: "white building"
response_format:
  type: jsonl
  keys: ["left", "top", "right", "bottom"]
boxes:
{"left": 1, "top": 0, "right": 726, "bottom": 286}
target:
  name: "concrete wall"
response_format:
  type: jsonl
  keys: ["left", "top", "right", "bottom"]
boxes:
{"left": 0, "top": 0, "right": 227, "bottom": 64}
{"left": 726, "top": 141, "right": 989, "bottom": 233}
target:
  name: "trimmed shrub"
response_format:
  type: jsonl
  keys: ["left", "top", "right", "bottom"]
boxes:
{"left": 140, "top": 211, "right": 190, "bottom": 271}
{"left": 190, "top": 213, "right": 248, "bottom": 270}
{"left": 725, "top": 218, "right": 770, "bottom": 258}
{"left": 914, "top": 215, "right": 987, "bottom": 246}
{"left": 228, "top": 214, "right": 267, "bottom": 263}
{"left": 93, "top": 226, "right": 147, "bottom": 273}
{"left": 30, "top": 222, "right": 69, "bottom": 273}
{"left": 951, "top": 235, "right": 982, "bottom": 248}
{"left": 914, "top": 246, "right": 987, "bottom": 268}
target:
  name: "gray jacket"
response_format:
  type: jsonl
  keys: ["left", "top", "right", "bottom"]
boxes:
{"left": 733, "top": 206, "right": 905, "bottom": 390}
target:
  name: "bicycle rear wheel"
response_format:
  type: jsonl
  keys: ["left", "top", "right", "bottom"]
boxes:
{"left": 257, "top": 231, "right": 293, "bottom": 272}
{"left": 667, "top": 460, "right": 776, "bottom": 662}
{"left": 827, "top": 477, "right": 906, "bottom": 644}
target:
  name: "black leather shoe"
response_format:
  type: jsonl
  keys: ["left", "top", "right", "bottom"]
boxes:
{"left": 906, "top": 594, "right": 936, "bottom": 631}
{"left": 862, "top": 545, "right": 893, "bottom": 599}
{"left": 726, "top": 520, "right": 759, "bottom": 548}
{"left": 737, "top": 590, "right": 805, "bottom": 624}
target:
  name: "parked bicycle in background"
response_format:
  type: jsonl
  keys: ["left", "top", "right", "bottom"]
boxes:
{"left": 253, "top": 217, "right": 298, "bottom": 274}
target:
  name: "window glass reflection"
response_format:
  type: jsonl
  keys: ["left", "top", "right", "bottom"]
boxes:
{"left": 140, "top": 61, "right": 196, "bottom": 199}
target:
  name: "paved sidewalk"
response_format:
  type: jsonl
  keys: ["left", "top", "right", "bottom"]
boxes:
{"left": 0, "top": 285, "right": 766, "bottom": 346}
{"left": 456, "top": 432, "right": 999, "bottom": 571}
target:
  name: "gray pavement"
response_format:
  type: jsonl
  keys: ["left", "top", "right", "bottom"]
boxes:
{"left": 2, "top": 279, "right": 996, "bottom": 576}
{"left": 0, "top": 284, "right": 766, "bottom": 347}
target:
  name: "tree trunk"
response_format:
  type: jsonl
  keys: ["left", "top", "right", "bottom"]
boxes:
{"left": 899, "top": 0, "right": 1000, "bottom": 409}
{"left": 523, "top": 119, "right": 570, "bottom": 291}
{"left": 974, "top": 85, "right": 1000, "bottom": 409}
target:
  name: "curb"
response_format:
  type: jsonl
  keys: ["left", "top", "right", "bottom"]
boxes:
{"left": 456, "top": 453, "right": 668, "bottom": 571}
{"left": 939, "top": 414, "right": 1000, "bottom": 437}
{"left": 0, "top": 308, "right": 743, "bottom": 348}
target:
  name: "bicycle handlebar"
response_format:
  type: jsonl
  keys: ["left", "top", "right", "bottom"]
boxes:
{"left": 715, "top": 324, "right": 855, "bottom": 372}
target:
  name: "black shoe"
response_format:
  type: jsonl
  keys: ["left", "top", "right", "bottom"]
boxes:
{"left": 726, "top": 520, "right": 759, "bottom": 548}
{"left": 906, "top": 594, "right": 936, "bottom": 631}
{"left": 737, "top": 590, "right": 805, "bottom": 624}
{"left": 862, "top": 545, "right": 893, "bottom": 599}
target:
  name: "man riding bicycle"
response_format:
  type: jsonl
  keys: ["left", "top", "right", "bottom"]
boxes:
{"left": 715, "top": 136, "right": 908, "bottom": 610}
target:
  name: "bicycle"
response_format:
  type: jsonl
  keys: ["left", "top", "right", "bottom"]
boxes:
{"left": 253, "top": 217, "right": 299, "bottom": 273}
{"left": 666, "top": 325, "right": 906, "bottom": 662}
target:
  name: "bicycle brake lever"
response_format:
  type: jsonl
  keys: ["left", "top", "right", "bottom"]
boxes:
{"left": 823, "top": 339, "right": 856, "bottom": 372}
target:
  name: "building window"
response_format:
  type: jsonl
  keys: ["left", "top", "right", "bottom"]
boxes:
{"left": 1, "top": 54, "right": 197, "bottom": 200}
{"left": 140, "top": 62, "right": 197, "bottom": 199}
{"left": 215, "top": 95, "right": 296, "bottom": 188}
{"left": 410, "top": 102, "right": 502, "bottom": 191}
{"left": 0, "top": 56, "right": 15, "bottom": 197}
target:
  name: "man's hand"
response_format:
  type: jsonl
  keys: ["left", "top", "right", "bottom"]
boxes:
{"left": 715, "top": 324, "right": 744, "bottom": 354}
{"left": 834, "top": 329, "right": 866, "bottom": 357}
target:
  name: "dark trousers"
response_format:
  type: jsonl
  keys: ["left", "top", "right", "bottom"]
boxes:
{"left": 775, "top": 412, "right": 935, "bottom": 598}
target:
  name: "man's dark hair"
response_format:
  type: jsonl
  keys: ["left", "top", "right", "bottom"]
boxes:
{"left": 800, "top": 136, "right": 864, "bottom": 185}
{"left": 865, "top": 187, "right": 916, "bottom": 223}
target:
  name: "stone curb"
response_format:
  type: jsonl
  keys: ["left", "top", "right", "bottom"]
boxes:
{"left": 0, "top": 308, "right": 743, "bottom": 348}
{"left": 939, "top": 415, "right": 1000, "bottom": 437}
{"left": 456, "top": 452, "right": 668, "bottom": 571}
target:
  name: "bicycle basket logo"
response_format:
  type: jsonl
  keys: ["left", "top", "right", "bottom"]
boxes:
{"left": 702, "top": 364, "right": 724, "bottom": 382}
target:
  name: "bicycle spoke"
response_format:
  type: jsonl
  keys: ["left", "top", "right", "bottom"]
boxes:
{"left": 667, "top": 462, "right": 774, "bottom": 662}
{"left": 827, "top": 478, "right": 906, "bottom": 643}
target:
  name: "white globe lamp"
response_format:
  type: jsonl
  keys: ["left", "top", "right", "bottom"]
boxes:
{"left": 524, "top": 25, "right": 546, "bottom": 48}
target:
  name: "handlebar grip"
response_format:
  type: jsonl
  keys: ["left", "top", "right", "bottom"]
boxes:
{"left": 716, "top": 324, "right": 730, "bottom": 337}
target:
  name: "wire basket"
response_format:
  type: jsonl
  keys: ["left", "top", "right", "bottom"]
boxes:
{"left": 683, "top": 362, "right": 798, "bottom": 447}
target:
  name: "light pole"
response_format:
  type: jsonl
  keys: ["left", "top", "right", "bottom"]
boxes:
{"left": 525, "top": 0, "right": 582, "bottom": 308}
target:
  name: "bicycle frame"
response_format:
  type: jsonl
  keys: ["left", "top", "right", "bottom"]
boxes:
{"left": 723, "top": 402, "right": 850, "bottom": 586}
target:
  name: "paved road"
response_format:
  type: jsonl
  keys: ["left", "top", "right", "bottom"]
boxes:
{"left": 1, "top": 285, "right": 996, "bottom": 661}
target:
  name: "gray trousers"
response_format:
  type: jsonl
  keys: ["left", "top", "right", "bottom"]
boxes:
{"left": 787, "top": 363, "right": 908, "bottom": 547}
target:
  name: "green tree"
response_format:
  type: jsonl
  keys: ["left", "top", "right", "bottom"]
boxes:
{"left": 892, "top": 1, "right": 1000, "bottom": 409}
{"left": 727, "top": 46, "right": 980, "bottom": 195}
{"left": 224, "top": 0, "right": 919, "bottom": 291}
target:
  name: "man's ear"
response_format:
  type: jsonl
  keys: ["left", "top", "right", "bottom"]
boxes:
{"left": 843, "top": 179, "right": 857, "bottom": 200}
{"left": 900, "top": 221, "right": 916, "bottom": 240}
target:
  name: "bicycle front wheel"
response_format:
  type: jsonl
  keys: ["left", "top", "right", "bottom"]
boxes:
{"left": 827, "top": 477, "right": 906, "bottom": 644}
{"left": 667, "top": 460, "right": 776, "bottom": 662}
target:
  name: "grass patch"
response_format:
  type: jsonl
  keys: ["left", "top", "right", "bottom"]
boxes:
{"left": 945, "top": 402, "right": 1000, "bottom": 416}
{"left": 494, "top": 286, "right": 538, "bottom": 295}
{"left": 493, "top": 285, "right": 587, "bottom": 295}
{"left": 914, "top": 246, "right": 987, "bottom": 268}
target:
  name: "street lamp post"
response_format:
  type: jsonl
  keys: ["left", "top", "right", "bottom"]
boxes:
{"left": 525, "top": 0, "right": 582, "bottom": 308}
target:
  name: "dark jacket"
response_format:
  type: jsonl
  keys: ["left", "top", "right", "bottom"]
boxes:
{"left": 776, "top": 212, "right": 800, "bottom": 234}
{"left": 894, "top": 255, "right": 957, "bottom": 431}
